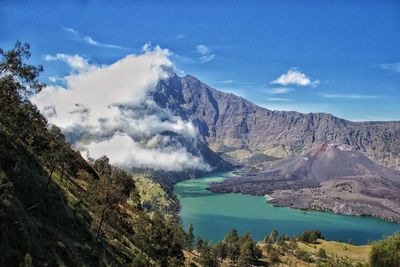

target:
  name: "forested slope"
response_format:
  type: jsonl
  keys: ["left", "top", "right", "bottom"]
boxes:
{"left": 0, "top": 42, "right": 187, "bottom": 267}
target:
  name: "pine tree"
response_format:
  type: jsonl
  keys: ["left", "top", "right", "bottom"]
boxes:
{"left": 87, "top": 157, "right": 135, "bottom": 253}
{"left": 269, "top": 229, "right": 278, "bottom": 243}
{"left": 237, "top": 241, "right": 255, "bottom": 267}
{"left": 223, "top": 229, "right": 240, "bottom": 262}
{"left": 185, "top": 224, "right": 195, "bottom": 250}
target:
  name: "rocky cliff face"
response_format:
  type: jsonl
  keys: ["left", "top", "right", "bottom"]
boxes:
{"left": 154, "top": 74, "right": 400, "bottom": 170}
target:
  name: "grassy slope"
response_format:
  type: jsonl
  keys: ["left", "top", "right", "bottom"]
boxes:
{"left": 183, "top": 240, "right": 370, "bottom": 267}
{"left": 133, "top": 173, "right": 178, "bottom": 216}
{"left": 273, "top": 239, "right": 370, "bottom": 266}
{"left": 298, "top": 239, "right": 370, "bottom": 262}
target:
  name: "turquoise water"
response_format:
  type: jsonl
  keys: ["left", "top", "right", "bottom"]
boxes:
{"left": 174, "top": 172, "right": 400, "bottom": 245}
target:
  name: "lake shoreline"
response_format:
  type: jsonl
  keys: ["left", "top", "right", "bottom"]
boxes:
{"left": 175, "top": 172, "right": 400, "bottom": 245}
{"left": 208, "top": 170, "right": 400, "bottom": 224}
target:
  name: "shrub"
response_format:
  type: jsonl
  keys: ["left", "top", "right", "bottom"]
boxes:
{"left": 298, "top": 230, "right": 322, "bottom": 244}
{"left": 370, "top": 232, "right": 400, "bottom": 267}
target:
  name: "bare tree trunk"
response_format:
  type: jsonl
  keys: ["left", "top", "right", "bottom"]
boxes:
{"left": 48, "top": 165, "right": 55, "bottom": 186}
{"left": 28, "top": 165, "right": 56, "bottom": 211}
{"left": 60, "top": 164, "right": 65, "bottom": 184}
{"left": 27, "top": 201, "right": 41, "bottom": 210}
{"left": 90, "top": 206, "right": 106, "bottom": 254}
{"left": 73, "top": 200, "right": 81, "bottom": 215}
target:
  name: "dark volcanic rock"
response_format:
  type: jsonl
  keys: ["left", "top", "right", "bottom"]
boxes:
{"left": 210, "top": 144, "right": 400, "bottom": 193}
{"left": 209, "top": 144, "right": 400, "bottom": 222}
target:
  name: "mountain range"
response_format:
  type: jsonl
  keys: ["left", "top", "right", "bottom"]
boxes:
{"left": 154, "top": 74, "right": 400, "bottom": 171}
{"left": 151, "top": 74, "right": 400, "bottom": 222}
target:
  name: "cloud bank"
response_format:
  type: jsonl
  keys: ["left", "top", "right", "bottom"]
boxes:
{"left": 33, "top": 46, "right": 210, "bottom": 171}
{"left": 272, "top": 68, "right": 320, "bottom": 87}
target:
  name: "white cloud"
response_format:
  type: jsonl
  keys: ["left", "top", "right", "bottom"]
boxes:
{"left": 33, "top": 46, "right": 210, "bottom": 171}
{"left": 319, "top": 93, "right": 384, "bottom": 99}
{"left": 48, "top": 76, "right": 65, "bottom": 83}
{"left": 44, "top": 54, "right": 94, "bottom": 72}
{"left": 378, "top": 62, "right": 400, "bottom": 73}
{"left": 63, "top": 27, "right": 129, "bottom": 50}
{"left": 85, "top": 134, "right": 210, "bottom": 171}
{"left": 268, "top": 87, "right": 293, "bottom": 94}
{"left": 172, "top": 53, "right": 197, "bottom": 64}
{"left": 196, "top": 44, "right": 210, "bottom": 55}
{"left": 173, "top": 34, "right": 185, "bottom": 40}
{"left": 272, "top": 68, "right": 320, "bottom": 87}
{"left": 218, "top": 79, "right": 233, "bottom": 84}
{"left": 266, "top": 97, "right": 292, "bottom": 102}
{"left": 196, "top": 44, "right": 215, "bottom": 63}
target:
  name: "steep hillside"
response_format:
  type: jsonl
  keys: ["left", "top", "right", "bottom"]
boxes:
{"left": 154, "top": 74, "right": 400, "bottom": 170}
{"left": 0, "top": 43, "right": 187, "bottom": 266}
{"left": 0, "top": 126, "right": 96, "bottom": 266}
{"left": 134, "top": 172, "right": 180, "bottom": 216}
{"left": 0, "top": 123, "right": 187, "bottom": 266}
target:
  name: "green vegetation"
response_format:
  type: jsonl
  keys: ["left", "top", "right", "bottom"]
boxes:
{"left": 370, "top": 232, "right": 400, "bottom": 267}
{"left": 317, "top": 247, "right": 327, "bottom": 259}
{"left": 133, "top": 172, "right": 179, "bottom": 217}
{"left": 187, "top": 229, "right": 262, "bottom": 266}
{"left": 185, "top": 224, "right": 195, "bottom": 250}
{"left": 0, "top": 41, "right": 97, "bottom": 266}
{"left": 257, "top": 229, "right": 372, "bottom": 266}
{"left": 298, "top": 229, "right": 322, "bottom": 244}
{"left": 183, "top": 228, "right": 375, "bottom": 266}
{"left": 265, "top": 228, "right": 279, "bottom": 243}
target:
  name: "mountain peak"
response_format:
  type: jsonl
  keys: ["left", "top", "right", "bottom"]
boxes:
{"left": 156, "top": 74, "right": 400, "bottom": 170}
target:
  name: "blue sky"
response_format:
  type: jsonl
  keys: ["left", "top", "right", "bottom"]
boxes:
{"left": 1, "top": 0, "right": 400, "bottom": 121}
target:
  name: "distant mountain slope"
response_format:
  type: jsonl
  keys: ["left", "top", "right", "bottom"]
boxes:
{"left": 210, "top": 144, "right": 400, "bottom": 194}
{"left": 154, "top": 74, "right": 400, "bottom": 170}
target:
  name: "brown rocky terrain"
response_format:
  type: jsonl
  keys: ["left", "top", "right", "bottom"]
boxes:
{"left": 154, "top": 74, "right": 400, "bottom": 170}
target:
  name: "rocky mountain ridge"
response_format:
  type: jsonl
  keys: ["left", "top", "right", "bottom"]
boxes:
{"left": 154, "top": 74, "right": 400, "bottom": 171}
